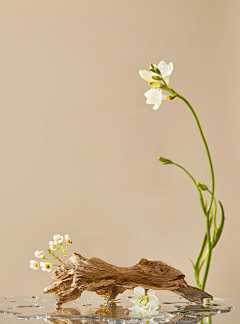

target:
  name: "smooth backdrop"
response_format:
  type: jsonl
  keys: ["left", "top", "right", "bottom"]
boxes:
{"left": 0, "top": 0, "right": 239, "bottom": 297}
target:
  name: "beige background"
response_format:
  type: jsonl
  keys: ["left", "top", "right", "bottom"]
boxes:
{"left": 0, "top": 0, "right": 239, "bottom": 297}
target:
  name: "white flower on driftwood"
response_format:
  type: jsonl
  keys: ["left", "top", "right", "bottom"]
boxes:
{"left": 40, "top": 262, "right": 53, "bottom": 272}
{"left": 49, "top": 241, "right": 57, "bottom": 250}
{"left": 34, "top": 251, "right": 45, "bottom": 259}
{"left": 29, "top": 260, "right": 40, "bottom": 270}
{"left": 65, "top": 234, "right": 72, "bottom": 245}
{"left": 129, "top": 286, "right": 160, "bottom": 316}
{"left": 53, "top": 234, "right": 64, "bottom": 244}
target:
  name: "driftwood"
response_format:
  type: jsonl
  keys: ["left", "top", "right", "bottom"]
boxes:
{"left": 43, "top": 253, "right": 212, "bottom": 308}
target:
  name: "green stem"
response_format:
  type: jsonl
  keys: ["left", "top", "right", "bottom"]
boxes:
{"left": 172, "top": 162, "right": 205, "bottom": 213}
{"left": 47, "top": 249, "right": 63, "bottom": 264}
{"left": 43, "top": 258, "right": 54, "bottom": 266}
{"left": 175, "top": 94, "right": 215, "bottom": 213}
{"left": 175, "top": 93, "right": 215, "bottom": 290}
{"left": 196, "top": 234, "right": 207, "bottom": 269}
{"left": 201, "top": 213, "right": 212, "bottom": 290}
{"left": 172, "top": 163, "right": 196, "bottom": 185}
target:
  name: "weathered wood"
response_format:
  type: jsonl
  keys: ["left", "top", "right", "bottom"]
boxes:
{"left": 43, "top": 253, "right": 212, "bottom": 307}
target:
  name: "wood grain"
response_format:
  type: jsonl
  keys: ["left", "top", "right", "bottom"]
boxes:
{"left": 43, "top": 253, "right": 212, "bottom": 307}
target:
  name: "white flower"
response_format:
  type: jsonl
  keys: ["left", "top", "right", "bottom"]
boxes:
{"left": 155, "top": 61, "right": 173, "bottom": 85}
{"left": 49, "top": 241, "right": 57, "bottom": 250}
{"left": 29, "top": 260, "right": 40, "bottom": 270}
{"left": 53, "top": 234, "right": 63, "bottom": 244}
{"left": 140, "top": 61, "right": 173, "bottom": 86}
{"left": 144, "top": 88, "right": 169, "bottom": 110}
{"left": 40, "top": 262, "right": 53, "bottom": 272}
{"left": 65, "top": 234, "right": 72, "bottom": 245}
{"left": 129, "top": 287, "right": 160, "bottom": 316}
{"left": 139, "top": 70, "right": 153, "bottom": 82}
{"left": 34, "top": 251, "right": 45, "bottom": 259}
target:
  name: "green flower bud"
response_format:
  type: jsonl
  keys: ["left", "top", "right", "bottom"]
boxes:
{"left": 152, "top": 75, "right": 161, "bottom": 80}
{"left": 158, "top": 157, "right": 173, "bottom": 164}
{"left": 148, "top": 68, "right": 155, "bottom": 73}
{"left": 197, "top": 183, "right": 208, "bottom": 191}
{"left": 154, "top": 67, "right": 161, "bottom": 75}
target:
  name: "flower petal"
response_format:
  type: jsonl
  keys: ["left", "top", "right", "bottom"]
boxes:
{"left": 147, "top": 289, "right": 155, "bottom": 297}
{"left": 164, "top": 76, "right": 169, "bottom": 85}
{"left": 153, "top": 102, "right": 160, "bottom": 110}
{"left": 139, "top": 70, "right": 153, "bottom": 82}
{"left": 162, "top": 94, "right": 168, "bottom": 100}
{"left": 144, "top": 89, "right": 157, "bottom": 99}
{"left": 168, "top": 62, "right": 173, "bottom": 71}
{"left": 133, "top": 286, "right": 145, "bottom": 297}
{"left": 146, "top": 98, "right": 157, "bottom": 105}
{"left": 158, "top": 61, "right": 168, "bottom": 74}
{"left": 149, "top": 299, "right": 158, "bottom": 310}
{"left": 129, "top": 297, "right": 139, "bottom": 304}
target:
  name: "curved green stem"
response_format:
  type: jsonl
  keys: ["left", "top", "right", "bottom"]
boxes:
{"left": 172, "top": 163, "right": 197, "bottom": 186}
{"left": 175, "top": 94, "right": 215, "bottom": 214}
{"left": 171, "top": 162, "right": 206, "bottom": 214}
{"left": 174, "top": 93, "right": 215, "bottom": 291}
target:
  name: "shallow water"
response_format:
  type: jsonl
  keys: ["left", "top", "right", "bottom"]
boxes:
{"left": 0, "top": 296, "right": 238, "bottom": 324}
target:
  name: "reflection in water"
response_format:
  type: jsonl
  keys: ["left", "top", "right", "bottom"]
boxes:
{"left": 94, "top": 302, "right": 130, "bottom": 318}
{"left": 43, "top": 306, "right": 210, "bottom": 324}
{"left": 0, "top": 296, "right": 234, "bottom": 324}
{"left": 44, "top": 308, "right": 82, "bottom": 324}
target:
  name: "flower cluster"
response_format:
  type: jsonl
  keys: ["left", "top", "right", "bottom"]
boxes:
{"left": 29, "top": 234, "right": 72, "bottom": 272}
{"left": 139, "top": 61, "right": 174, "bottom": 110}
{"left": 129, "top": 287, "right": 160, "bottom": 316}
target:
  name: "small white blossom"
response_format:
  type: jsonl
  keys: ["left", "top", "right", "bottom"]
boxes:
{"left": 158, "top": 61, "right": 173, "bottom": 85}
{"left": 40, "top": 262, "right": 53, "bottom": 272}
{"left": 139, "top": 70, "right": 153, "bottom": 82}
{"left": 129, "top": 287, "right": 160, "bottom": 316}
{"left": 53, "top": 234, "right": 64, "bottom": 244}
{"left": 155, "top": 61, "right": 173, "bottom": 85}
{"left": 34, "top": 251, "right": 45, "bottom": 259}
{"left": 144, "top": 88, "right": 169, "bottom": 110}
{"left": 65, "top": 234, "right": 72, "bottom": 245}
{"left": 49, "top": 241, "right": 57, "bottom": 250}
{"left": 29, "top": 260, "right": 40, "bottom": 270}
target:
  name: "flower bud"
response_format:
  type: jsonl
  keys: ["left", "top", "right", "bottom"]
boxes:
{"left": 139, "top": 70, "right": 153, "bottom": 82}
{"left": 149, "top": 81, "right": 161, "bottom": 88}
{"left": 154, "top": 67, "right": 161, "bottom": 75}
{"left": 158, "top": 157, "right": 173, "bottom": 164}
{"left": 197, "top": 183, "right": 208, "bottom": 191}
{"left": 152, "top": 75, "right": 161, "bottom": 80}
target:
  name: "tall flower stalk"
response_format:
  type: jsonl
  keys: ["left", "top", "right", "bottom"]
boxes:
{"left": 140, "top": 62, "right": 225, "bottom": 291}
